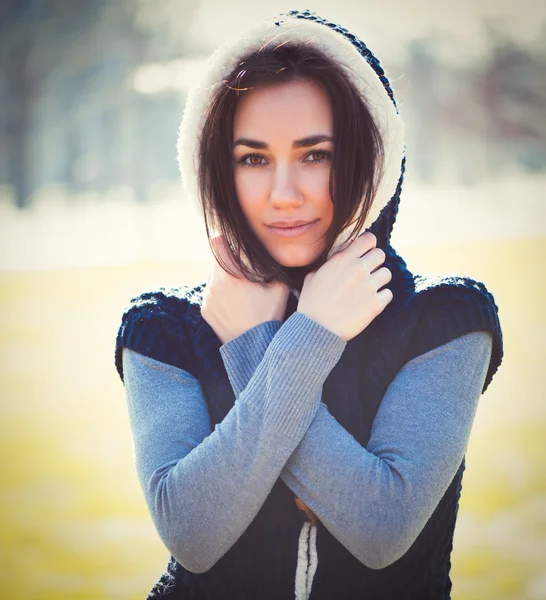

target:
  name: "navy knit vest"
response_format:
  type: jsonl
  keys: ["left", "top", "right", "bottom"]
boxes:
{"left": 114, "top": 205, "right": 503, "bottom": 599}
{"left": 114, "top": 10, "right": 504, "bottom": 598}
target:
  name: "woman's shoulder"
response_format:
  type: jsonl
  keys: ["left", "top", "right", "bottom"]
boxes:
{"left": 114, "top": 282, "right": 206, "bottom": 383}
{"left": 406, "top": 272, "right": 500, "bottom": 321}
{"left": 404, "top": 272, "right": 504, "bottom": 392}
{"left": 120, "top": 282, "right": 205, "bottom": 318}
{"left": 413, "top": 272, "right": 494, "bottom": 300}
{"left": 118, "top": 282, "right": 206, "bottom": 333}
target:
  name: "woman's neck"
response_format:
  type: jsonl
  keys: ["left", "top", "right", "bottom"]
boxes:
{"left": 282, "top": 265, "right": 312, "bottom": 293}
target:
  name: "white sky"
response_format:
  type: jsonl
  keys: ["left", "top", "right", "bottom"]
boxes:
{"left": 185, "top": 0, "right": 546, "bottom": 63}
{"left": 134, "top": 0, "right": 546, "bottom": 95}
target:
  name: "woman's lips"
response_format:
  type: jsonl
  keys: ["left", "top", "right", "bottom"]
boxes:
{"left": 266, "top": 219, "right": 319, "bottom": 237}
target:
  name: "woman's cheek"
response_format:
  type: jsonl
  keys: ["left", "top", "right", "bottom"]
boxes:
{"left": 301, "top": 165, "right": 331, "bottom": 197}
{"left": 235, "top": 173, "right": 267, "bottom": 232}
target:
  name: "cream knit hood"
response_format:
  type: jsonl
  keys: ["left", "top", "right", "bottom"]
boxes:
{"left": 177, "top": 9, "right": 406, "bottom": 258}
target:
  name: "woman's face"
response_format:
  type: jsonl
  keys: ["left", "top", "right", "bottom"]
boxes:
{"left": 232, "top": 78, "right": 334, "bottom": 267}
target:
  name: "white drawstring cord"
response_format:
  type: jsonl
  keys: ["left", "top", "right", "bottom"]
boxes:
{"left": 307, "top": 523, "right": 318, "bottom": 592}
{"left": 295, "top": 521, "right": 318, "bottom": 600}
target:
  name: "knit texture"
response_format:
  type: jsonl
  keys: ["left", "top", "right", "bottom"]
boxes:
{"left": 114, "top": 9, "right": 504, "bottom": 599}
{"left": 115, "top": 276, "right": 502, "bottom": 599}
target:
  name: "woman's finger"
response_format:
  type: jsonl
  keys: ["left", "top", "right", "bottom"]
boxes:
{"left": 370, "top": 266, "right": 392, "bottom": 289}
{"left": 356, "top": 247, "right": 385, "bottom": 273}
{"left": 342, "top": 231, "right": 377, "bottom": 260}
{"left": 295, "top": 496, "right": 318, "bottom": 526}
{"left": 377, "top": 287, "right": 394, "bottom": 306}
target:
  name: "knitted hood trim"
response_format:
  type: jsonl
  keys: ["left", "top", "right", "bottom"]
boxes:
{"left": 177, "top": 9, "right": 406, "bottom": 255}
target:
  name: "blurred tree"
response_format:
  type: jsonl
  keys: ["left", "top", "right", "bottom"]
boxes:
{"left": 0, "top": 0, "right": 198, "bottom": 208}
{"left": 404, "top": 38, "right": 441, "bottom": 184}
{"left": 400, "top": 20, "right": 546, "bottom": 185}
{"left": 1, "top": 3, "right": 543, "bottom": 208}
{"left": 479, "top": 21, "right": 546, "bottom": 172}
{"left": 1, "top": 1, "right": 112, "bottom": 207}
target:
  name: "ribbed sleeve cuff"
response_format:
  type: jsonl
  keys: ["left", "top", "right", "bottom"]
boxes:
{"left": 219, "top": 320, "right": 282, "bottom": 396}
{"left": 242, "top": 311, "right": 347, "bottom": 440}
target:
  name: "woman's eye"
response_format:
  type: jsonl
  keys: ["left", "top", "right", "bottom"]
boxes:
{"left": 237, "top": 151, "right": 331, "bottom": 167}
{"left": 239, "top": 154, "right": 266, "bottom": 167}
{"left": 305, "top": 151, "right": 332, "bottom": 163}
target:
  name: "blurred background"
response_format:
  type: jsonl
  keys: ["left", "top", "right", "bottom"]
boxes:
{"left": 1, "top": 0, "right": 545, "bottom": 598}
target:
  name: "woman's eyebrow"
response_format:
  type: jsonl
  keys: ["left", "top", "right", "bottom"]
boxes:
{"left": 293, "top": 135, "right": 333, "bottom": 148}
{"left": 233, "top": 138, "right": 267, "bottom": 149}
{"left": 233, "top": 134, "right": 333, "bottom": 150}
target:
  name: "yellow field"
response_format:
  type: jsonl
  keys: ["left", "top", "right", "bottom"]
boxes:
{"left": 1, "top": 237, "right": 544, "bottom": 599}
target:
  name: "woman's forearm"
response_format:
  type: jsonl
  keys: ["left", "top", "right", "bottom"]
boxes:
{"left": 121, "top": 311, "right": 346, "bottom": 573}
{"left": 220, "top": 323, "right": 493, "bottom": 569}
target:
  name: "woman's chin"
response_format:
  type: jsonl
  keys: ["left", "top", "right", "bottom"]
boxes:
{"left": 274, "top": 253, "right": 316, "bottom": 268}
{"left": 268, "top": 245, "right": 322, "bottom": 268}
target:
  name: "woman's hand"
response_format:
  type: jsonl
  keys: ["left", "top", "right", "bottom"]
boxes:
{"left": 295, "top": 496, "right": 318, "bottom": 526}
{"left": 201, "top": 235, "right": 291, "bottom": 344}
{"left": 297, "top": 232, "right": 393, "bottom": 342}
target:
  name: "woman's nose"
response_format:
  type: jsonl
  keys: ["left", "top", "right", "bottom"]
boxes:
{"left": 269, "top": 165, "right": 304, "bottom": 208}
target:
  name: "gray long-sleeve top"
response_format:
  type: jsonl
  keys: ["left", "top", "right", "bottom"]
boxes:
{"left": 121, "top": 310, "right": 492, "bottom": 573}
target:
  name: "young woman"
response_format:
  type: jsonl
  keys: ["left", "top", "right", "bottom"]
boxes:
{"left": 115, "top": 10, "right": 503, "bottom": 599}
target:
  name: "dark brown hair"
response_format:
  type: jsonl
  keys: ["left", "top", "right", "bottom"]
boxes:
{"left": 198, "top": 41, "right": 384, "bottom": 288}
